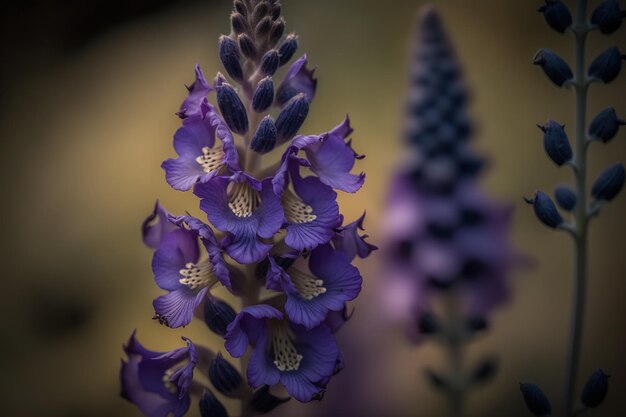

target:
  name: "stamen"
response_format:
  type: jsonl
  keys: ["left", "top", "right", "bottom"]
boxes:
{"left": 195, "top": 146, "right": 225, "bottom": 173}
{"left": 282, "top": 189, "right": 317, "bottom": 223}
{"left": 228, "top": 182, "right": 261, "bottom": 218}
{"left": 270, "top": 321, "right": 303, "bottom": 372}
{"left": 179, "top": 260, "right": 216, "bottom": 290}
{"left": 290, "top": 268, "right": 326, "bottom": 300}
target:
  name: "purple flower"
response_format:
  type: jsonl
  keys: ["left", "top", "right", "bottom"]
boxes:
{"left": 151, "top": 219, "right": 230, "bottom": 328}
{"left": 162, "top": 101, "right": 239, "bottom": 191}
{"left": 266, "top": 244, "right": 362, "bottom": 329}
{"left": 142, "top": 201, "right": 177, "bottom": 249}
{"left": 275, "top": 54, "right": 317, "bottom": 106}
{"left": 273, "top": 117, "right": 365, "bottom": 194}
{"left": 195, "top": 176, "right": 283, "bottom": 264}
{"left": 177, "top": 64, "right": 212, "bottom": 119}
{"left": 224, "top": 305, "right": 339, "bottom": 402}
{"left": 332, "top": 212, "right": 378, "bottom": 261}
{"left": 120, "top": 332, "right": 197, "bottom": 417}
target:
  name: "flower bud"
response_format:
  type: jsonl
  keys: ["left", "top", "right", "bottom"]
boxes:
{"left": 278, "top": 34, "right": 298, "bottom": 65}
{"left": 275, "top": 93, "right": 309, "bottom": 142}
{"left": 591, "top": 0, "right": 625, "bottom": 34}
{"left": 471, "top": 358, "right": 498, "bottom": 383}
{"left": 252, "top": 77, "right": 274, "bottom": 112}
{"left": 554, "top": 185, "right": 577, "bottom": 211}
{"left": 269, "top": 17, "right": 285, "bottom": 46}
{"left": 255, "top": 16, "right": 273, "bottom": 39}
{"left": 271, "top": 3, "right": 282, "bottom": 20}
{"left": 199, "top": 390, "right": 229, "bottom": 417}
{"left": 248, "top": 385, "right": 290, "bottom": 414}
{"left": 525, "top": 191, "right": 564, "bottom": 229}
{"left": 204, "top": 296, "right": 236, "bottom": 337}
{"left": 520, "top": 383, "right": 552, "bottom": 417}
{"left": 417, "top": 311, "right": 438, "bottom": 334}
{"left": 252, "top": 1, "right": 270, "bottom": 24}
{"left": 588, "top": 47, "right": 625, "bottom": 83}
{"left": 537, "top": 120, "right": 573, "bottom": 166}
{"left": 581, "top": 369, "right": 610, "bottom": 408}
{"left": 533, "top": 48, "right": 573, "bottom": 86}
{"left": 588, "top": 107, "right": 625, "bottom": 143}
{"left": 260, "top": 49, "right": 280, "bottom": 76}
{"left": 209, "top": 352, "right": 243, "bottom": 396}
{"left": 238, "top": 34, "right": 257, "bottom": 60}
{"left": 234, "top": 0, "right": 247, "bottom": 17}
{"left": 591, "top": 162, "right": 625, "bottom": 201}
{"left": 218, "top": 36, "right": 243, "bottom": 82}
{"left": 216, "top": 80, "right": 249, "bottom": 135}
{"left": 537, "top": 1, "right": 573, "bottom": 33}
{"left": 250, "top": 116, "right": 277, "bottom": 154}
{"left": 230, "top": 12, "right": 249, "bottom": 35}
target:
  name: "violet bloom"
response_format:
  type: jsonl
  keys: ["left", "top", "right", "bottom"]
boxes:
{"left": 121, "top": 332, "right": 197, "bottom": 417}
{"left": 142, "top": 201, "right": 177, "bottom": 249}
{"left": 224, "top": 305, "right": 338, "bottom": 402}
{"left": 177, "top": 64, "right": 212, "bottom": 119}
{"left": 332, "top": 212, "right": 378, "bottom": 261}
{"left": 266, "top": 244, "right": 362, "bottom": 328}
{"left": 275, "top": 54, "right": 317, "bottom": 106}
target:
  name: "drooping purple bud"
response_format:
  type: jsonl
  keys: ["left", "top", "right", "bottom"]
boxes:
{"left": 260, "top": 49, "right": 280, "bottom": 76}
{"left": 591, "top": 0, "right": 625, "bottom": 34}
{"left": 219, "top": 36, "right": 243, "bottom": 82}
{"left": 248, "top": 385, "right": 290, "bottom": 414}
{"left": 216, "top": 80, "right": 249, "bottom": 135}
{"left": 588, "top": 47, "right": 625, "bottom": 83}
{"left": 533, "top": 48, "right": 573, "bottom": 86}
{"left": 581, "top": 369, "right": 610, "bottom": 408}
{"left": 278, "top": 34, "right": 298, "bottom": 65}
{"left": 204, "top": 296, "right": 237, "bottom": 337}
{"left": 250, "top": 116, "right": 277, "bottom": 154}
{"left": 520, "top": 383, "right": 552, "bottom": 417}
{"left": 538, "top": 120, "right": 573, "bottom": 166}
{"left": 255, "top": 16, "right": 273, "bottom": 39}
{"left": 209, "top": 352, "right": 243, "bottom": 396}
{"left": 252, "top": 77, "right": 275, "bottom": 112}
{"left": 417, "top": 311, "right": 439, "bottom": 334}
{"left": 276, "top": 55, "right": 317, "bottom": 106}
{"left": 525, "top": 191, "right": 564, "bottom": 228}
{"left": 275, "top": 93, "right": 309, "bottom": 142}
{"left": 554, "top": 185, "right": 577, "bottom": 211}
{"left": 471, "top": 358, "right": 498, "bottom": 383}
{"left": 537, "top": 0, "right": 573, "bottom": 33}
{"left": 234, "top": 0, "right": 247, "bottom": 17}
{"left": 591, "top": 162, "right": 625, "bottom": 201}
{"left": 269, "top": 17, "right": 285, "bottom": 46}
{"left": 588, "top": 107, "right": 625, "bottom": 143}
{"left": 199, "top": 390, "right": 229, "bottom": 417}
{"left": 231, "top": 12, "right": 249, "bottom": 35}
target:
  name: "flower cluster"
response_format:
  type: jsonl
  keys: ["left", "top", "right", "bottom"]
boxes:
{"left": 383, "top": 6, "right": 515, "bottom": 410}
{"left": 120, "top": 1, "right": 374, "bottom": 416}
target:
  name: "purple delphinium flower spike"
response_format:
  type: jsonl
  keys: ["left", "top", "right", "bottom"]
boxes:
{"left": 121, "top": 332, "right": 198, "bottom": 417}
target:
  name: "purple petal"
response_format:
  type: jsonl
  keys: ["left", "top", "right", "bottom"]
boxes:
{"left": 153, "top": 287, "right": 208, "bottom": 328}
{"left": 305, "top": 134, "right": 365, "bottom": 193}
{"left": 152, "top": 229, "right": 199, "bottom": 291}
{"left": 333, "top": 212, "right": 378, "bottom": 261}
{"left": 177, "top": 64, "right": 212, "bottom": 119}
{"left": 225, "top": 305, "right": 282, "bottom": 357}
{"left": 142, "top": 201, "right": 177, "bottom": 249}
{"left": 246, "top": 332, "right": 281, "bottom": 388}
{"left": 275, "top": 54, "right": 317, "bottom": 106}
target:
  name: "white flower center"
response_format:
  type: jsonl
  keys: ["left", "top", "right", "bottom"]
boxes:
{"left": 290, "top": 268, "right": 326, "bottom": 300}
{"left": 282, "top": 190, "right": 317, "bottom": 224}
{"left": 270, "top": 321, "right": 303, "bottom": 372}
{"left": 195, "top": 146, "right": 225, "bottom": 173}
{"left": 179, "top": 260, "right": 216, "bottom": 290}
{"left": 228, "top": 182, "right": 261, "bottom": 218}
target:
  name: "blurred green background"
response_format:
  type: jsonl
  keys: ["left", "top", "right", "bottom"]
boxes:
{"left": 0, "top": 0, "right": 624, "bottom": 416}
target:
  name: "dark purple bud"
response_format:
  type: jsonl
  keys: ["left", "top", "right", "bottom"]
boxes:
{"left": 554, "top": 185, "right": 577, "bottom": 211}
{"left": 250, "top": 116, "right": 277, "bottom": 154}
{"left": 537, "top": 1, "right": 573, "bottom": 33}
{"left": 252, "top": 1, "right": 270, "bottom": 24}
{"left": 520, "top": 383, "right": 552, "bottom": 416}
{"left": 538, "top": 120, "right": 573, "bottom": 166}
{"left": 234, "top": 0, "right": 247, "bottom": 17}
{"left": 581, "top": 369, "right": 610, "bottom": 408}
{"left": 269, "top": 18, "right": 285, "bottom": 46}
{"left": 275, "top": 93, "right": 309, "bottom": 142}
{"left": 271, "top": 3, "right": 282, "bottom": 20}
{"left": 204, "top": 296, "right": 236, "bottom": 336}
{"left": 533, "top": 48, "right": 573, "bottom": 86}
{"left": 278, "top": 34, "right": 298, "bottom": 65}
{"left": 417, "top": 311, "right": 438, "bottom": 334}
{"left": 591, "top": 162, "right": 625, "bottom": 201}
{"left": 589, "top": 107, "right": 625, "bottom": 143}
{"left": 425, "top": 368, "right": 449, "bottom": 390}
{"left": 248, "top": 385, "right": 290, "bottom": 414}
{"left": 199, "top": 390, "right": 229, "bottom": 417}
{"left": 231, "top": 12, "right": 249, "bottom": 35}
{"left": 209, "top": 352, "right": 243, "bottom": 396}
{"left": 238, "top": 34, "right": 257, "bottom": 60}
{"left": 252, "top": 77, "right": 274, "bottom": 112}
{"left": 591, "top": 0, "right": 624, "bottom": 34}
{"left": 588, "top": 47, "right": 625, "bottom": 83}
{"left": 471, "top": 358, "right": 498, "bottom": 383}
{"left": 525, "top": 191, "right": 564, "bottom": 228}
{"left": 216, "top": 80, "right": 249, "bottom": 135}
{"left": 466, "top": 316, "right": 488, "bottom": 332}
{"left": 260, "top": 49, "right": 280, "bottom": 76}
{"left": 219, "top": 36, "right": 243, "bottom": 82}
{"left": 255, "top": 16, "right": 273, "bottom": 39}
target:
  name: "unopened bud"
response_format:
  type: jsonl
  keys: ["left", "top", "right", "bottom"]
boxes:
{"left": 260, "top": 49, "right": 280, "bottom": 76}
{"left": 554, "top": 185, "right": 577, "bottom": 211}
{"left": 537, "top": 0, "right": 573, "bottom": 33}
{"left": 271, "top": 3, "right": 282, "bottom": 20}
{"left": 248, "top": 385, "right": 290, "bottom": 414}
{"left": 588, "top": 107, "right": 625, "bottom": 143}
{"left": 278, "top": 34, "right": 298, "bottom": 65}
{"left": 252, "top": 77, "right": 275, "bottom": 112}
{"left": 588, "top": 47, "right": 625, "bottom": 83}
{"left": 209, "top": 352, "right": 243, "bottom": 396}
{"left": 525, "top": 191, "right": 564, "bottom": 229}
{"left": 591, "top": 162, "right": 625, "bottom": 201}
{"left": 204, "top": 296, "right": 236, "bottom": 337}
{"left": 234, "top": 0, "right": 247, "bottom": 17}
{"left": 275, "top": 93, "right": 309, "bottom": 142}
{"left": 252, "top": 1, "right": 270, "bottom": 24}
{"left": 219, "top": 36, "right": 243, "bottom": 82}
{"left": 520, "top": 383, "right": 552, "bottom": 417}
{"left": 255, "top": 16, "right": 273, "bottom": 39}
{"left": 533, "top": 48, "right": 573, "bottom": 86}
{"left": 537, "top": 120, "right": 573, "bottom": 166}
{"left": 231, "top": 12, "right": 249, "bottom": 35}
{"left": 591, "top": 0, "right": 624, "bottom": 34}
{"left": 199, "top": 390, "right": 229, "bottom": 417}
{"left": 250, "top": 116, "right": 277, "bottom": 154}
{"left": 216, "top": 81, "right": 249, "bottom": 135}
{"left": 581, "top": 369, "right": 610, "bottom": 408}
{"left": 269, "top": 18, "right": 285, "bottom": 46}
{"left": 238, "top": 34, "right": 257, "bottom": 60}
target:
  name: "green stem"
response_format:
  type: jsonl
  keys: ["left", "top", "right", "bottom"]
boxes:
{"left": 563, "top": 1, "right": 588, "bottom": 416}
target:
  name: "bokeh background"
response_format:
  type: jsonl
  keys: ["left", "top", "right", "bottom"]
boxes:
{"left": 1, "top": 0, "right": 624, "bottom": 416}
